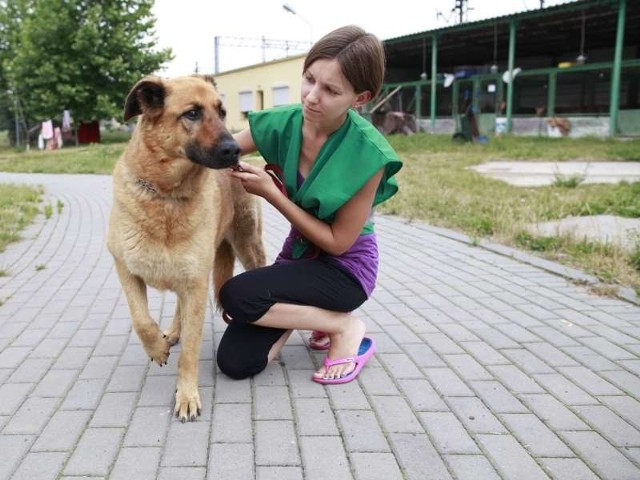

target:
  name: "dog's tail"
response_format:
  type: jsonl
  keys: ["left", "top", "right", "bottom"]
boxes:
{"left": 213, "top": 239, "right": 235, "bottom": 307}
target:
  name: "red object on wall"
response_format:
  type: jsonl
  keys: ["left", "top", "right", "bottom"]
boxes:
{"left": 77, "top": 121, "right": 101, "bottom": 144}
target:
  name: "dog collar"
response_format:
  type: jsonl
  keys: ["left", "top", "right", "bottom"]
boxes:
{"left": 135, "top": 178, "right": 158, "bottom": 195}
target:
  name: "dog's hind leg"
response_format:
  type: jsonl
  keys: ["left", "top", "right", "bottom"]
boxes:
{"left": 212, "top": 239, "right": 235, "bottom": 304}
{"left": 229, "top": 199, "right": 266, "bottom": 273}
{"left": 114, "top": 259, "right": 170, "bottom": 365}
{"left": 173, "top": 279, "right": 207, "bottom": 422}
{"left": 234, "top": 233, "right": 267, "bottom": 271}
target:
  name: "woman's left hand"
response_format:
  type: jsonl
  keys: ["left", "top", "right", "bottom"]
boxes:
{"left": 230, "top": 161, "right": 282, "bottom": 201}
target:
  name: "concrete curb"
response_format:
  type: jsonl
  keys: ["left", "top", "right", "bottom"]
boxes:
{"left": 397, "top": 216, "right": 640, "bottom": 307}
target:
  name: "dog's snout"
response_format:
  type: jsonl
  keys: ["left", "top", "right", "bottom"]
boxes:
{"left": 185, "top": 134, "right": 242, "bottom": 170}
{"left": 220, "top": 138, "right": 241, "bottom": 160}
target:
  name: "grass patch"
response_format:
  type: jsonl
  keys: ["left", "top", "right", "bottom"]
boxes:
{"left": 553, "top": 174, "right": 584, "bottom": 188}
{"left": 44, "top": 204, "right": 53, "bottom": 219}
{"left": 630, "top": 241, "right": 640, "bottom": 272}
{"left": 0, "top": 129, "right": 127, "bottom": 174}
{"left": 0, "top": 143, "right": 122, "bottom": 174}
{"left": 515, "top": 232, "right": 562, "bottom": 252}
{"left": 0, "top": 183, "right": 43, "bottom": 252}
{"left": 381, "top": 133, "right": 640, "bottom": 295}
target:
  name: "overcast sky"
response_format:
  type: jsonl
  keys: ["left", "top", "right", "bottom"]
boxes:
{"left": 151, "top": 0, "right": 573, "bottom": 76}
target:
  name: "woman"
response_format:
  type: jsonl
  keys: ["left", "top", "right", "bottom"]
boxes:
{"left": 217, "top": 25, "right": 402, "bottom": 384}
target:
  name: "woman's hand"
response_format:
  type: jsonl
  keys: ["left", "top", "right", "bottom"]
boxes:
{"left": 231, "top": 160, "right": 383, "bottom": 257}
{"left": 230, "top": 161, "right": 282, "bottom": 201}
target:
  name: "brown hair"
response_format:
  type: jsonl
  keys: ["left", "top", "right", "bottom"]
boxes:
{"left": 303, "top": 25, "right": 386, "bottom": 98}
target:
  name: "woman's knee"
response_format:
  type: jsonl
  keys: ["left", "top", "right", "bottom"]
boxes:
{"left": 219, "top": 276, "right": 240, "bottom": 311}
{"left": 219, "top": 279, "right": 246, "bottom": 323}
{"left": 219, "top": 272, "right": 266, "bottom": 322}
{"left": 216, "top": 346, "right": 267, "bottom": 380}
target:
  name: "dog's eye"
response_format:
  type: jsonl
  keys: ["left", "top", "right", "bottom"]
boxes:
{"left": 183, "top": 109, "right": 201, "bottom": 121}
{"left": 219, "top": 107, "right": 227, "bottom": 120}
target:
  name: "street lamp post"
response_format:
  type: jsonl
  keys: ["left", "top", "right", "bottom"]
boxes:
{"left": 282, "top": 3, "right": 313, "bottom": 47}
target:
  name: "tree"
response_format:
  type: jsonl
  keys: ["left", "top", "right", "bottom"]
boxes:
{"left": 0, "top": 0, "right": 31, "bottom": 141}
{"left": 2, "top": 0, "right": 172, "bottom": 129}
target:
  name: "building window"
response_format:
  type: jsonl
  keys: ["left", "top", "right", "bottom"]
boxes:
{"left": 239, "top": 91, "right": 253, "bottom": 118}
{"left": 272, "top": 86, "right": 290, "bottom": 106}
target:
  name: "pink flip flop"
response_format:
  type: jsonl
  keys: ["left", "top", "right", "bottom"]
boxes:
{"left": 308, "top": 330, "right": 330, "bottom": 350}
{"left": 312, "top": 337, "right": 376, "bottom": 385}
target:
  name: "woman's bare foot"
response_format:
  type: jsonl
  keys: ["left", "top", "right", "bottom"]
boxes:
{"left": 313, "top": 317, "right": 366, "bottom": 380}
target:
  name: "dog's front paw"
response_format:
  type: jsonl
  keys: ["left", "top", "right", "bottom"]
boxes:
{"left": 174, "top": 385, "right": 202, "bottom": 422}
{"left": 143, "top": 334, "right": 171, "bottom": 366}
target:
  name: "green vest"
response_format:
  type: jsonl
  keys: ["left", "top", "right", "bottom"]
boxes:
{"left": 249, "top": 104, "right": 402, "bottom": 257}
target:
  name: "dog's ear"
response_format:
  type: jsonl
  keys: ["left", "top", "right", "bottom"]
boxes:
{"left": 124, "top": 77, "right": 166, "bottom": 121}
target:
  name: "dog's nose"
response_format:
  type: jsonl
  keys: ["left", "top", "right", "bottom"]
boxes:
{"left": 219, "top": 138, "right": 240, "bottom": 161}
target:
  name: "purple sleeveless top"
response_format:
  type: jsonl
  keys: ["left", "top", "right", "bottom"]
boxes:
{"left": 273, "top": 172, "right": 379, "bottom": 297}
{"left": 275, "top": 229, "right": 379, "bottom": 297}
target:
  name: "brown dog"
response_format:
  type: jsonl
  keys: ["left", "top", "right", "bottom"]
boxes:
{"left": 107, "top": 75, "right": 266, "bottom": 422}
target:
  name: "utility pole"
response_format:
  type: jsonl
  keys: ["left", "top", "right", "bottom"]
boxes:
{"left": 453, "top": 0, "right": 469, "bottom": 24}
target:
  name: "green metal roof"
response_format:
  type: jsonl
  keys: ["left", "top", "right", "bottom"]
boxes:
{"left": 383, "top": 0, "right": 637, "bottom": 74}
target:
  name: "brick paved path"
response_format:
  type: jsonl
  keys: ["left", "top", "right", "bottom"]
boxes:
{"left": 1, "top": 172, "right": 640, "bottom": 479}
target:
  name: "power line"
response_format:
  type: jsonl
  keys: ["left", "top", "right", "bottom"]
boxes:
{"left": 214, "top": 36, "right": 310, "bottom": 73}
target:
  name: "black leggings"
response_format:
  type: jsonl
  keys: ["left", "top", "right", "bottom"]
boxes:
{"left": 216, "top": 259, "right": 367, "bottom": 379}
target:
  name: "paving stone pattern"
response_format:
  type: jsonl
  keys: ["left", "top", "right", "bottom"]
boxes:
{"left": 1, "top": 172, "right": 640, "bottom": 479}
